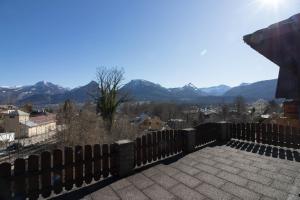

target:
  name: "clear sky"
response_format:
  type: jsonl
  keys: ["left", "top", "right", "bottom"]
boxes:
{"left": 0, "top": 0, "right": 299, "bottom": 88}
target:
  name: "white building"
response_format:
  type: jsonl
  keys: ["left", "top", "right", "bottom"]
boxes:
{"left": 0, "top": 132, "right": 15, "bottom": 142}
{"left": 3, "top": 110, "right": 56, "bottom": 139}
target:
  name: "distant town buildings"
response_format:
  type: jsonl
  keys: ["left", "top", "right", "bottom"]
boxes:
{"left": 0, "top": 105, "right": 17, "bottom": 118}
{"left": 131, "top": 114, "right": 165, "bottom": 131}
{"left": 3, "top": 110, "right": 56, "bottom": 138}
{"left": 0, "top": 132, "right": 14, "bottom": 143}
{"left": 252, "top": 99, "right": 269, "bottom": 115}
{"left": 167, "top": 119, "right": 186, "bottom": 129}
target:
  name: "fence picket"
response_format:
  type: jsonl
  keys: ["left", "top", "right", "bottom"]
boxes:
{"left": 179, "top": 130, "right": 184, "bottom": 151}
{"left": 53, "top": 149, "right": 63, "bottom": 194}
{"left": 162, "top": 131, "right": 166, "bottom": 158}
{"left": 166, "top": 130, "right": 170, "bottom": 156}
{"left": 250, "top": 123, "right": 255, "bottom": 142}
{"left": 228, "top": 124, "right": 232, "bottom": 139}
{"left": 133, "top": 140, "right": 136, "bottom": 167}
{"left": 147, "top": 134, "right": 153, "bottom": 163}
{"left": 157, "top": 131, "right": 162, "bottom": 159}
{"left": 152, "top": 132, "right": 157, "bottom": 161}
{"left": 255, "top": 123, "right": 261, "bottom": 143}
{"left": 0, "top": 162, "right": 11, "bottom": 200}
{"left": 142, "top": 135, "right": 147, "bottom": 165}
{"left": 236, "top": 124, "right": 241, "bottom": 140}
{"left": 64, "top": 147, "right": 74, "bottom": 191}
{"left": 291, "top": 127, "right": 299, "bottom": 149}
{"left": 278, "top": 125, "right": 285, "bottom": 147}
{"left": 110, "top": 144, "right": 118, "bottom": 176}
{"left": 195, "top": 126, "right": 199, "bottom": 146}
{"left": 136, "top": 138, "right": 142, "bottom": 167}
{"left": 84, "top": 145, "right": 93, "bottom": 184}
{"left": 241, "top": 123, "right": 246, "bottom": 140}
{"left": 272, "top": 124, "right": 279, "bottom": 146}
{"left": 266, "top": 124, "right": 272, "bottom": 145}
{"left": 27, "top": 155, "right": 39, "bottom": 200}
{"left": 246, "top": 123, "right": 251, "bottom": 141}
{"left": 203, "top": 124, "right": 208, "bottom": 143}
{"left": 170, "top": 130, "right": 174, "bottom": 155}
{"left": 93, "top": 144, "right": 101, "bottom": 181}
{"left": 14, "top": 158, "right": 26, "bottom": 199}
{"left": 41, "top": 152, "right": 52, "bottom": 198}
{"left": 285, "top": 126, "right": 292, "bottom": 148}
{"left": 75, "top": 146, "right": 83, "bottom": 187}
{"left": 261, "top": 124, "right": 267, "bottom": 144}
{"left": 233, "top": 123, "right": 237, "bottom": 139}
{"left": 102, "top": 144, "right": 109, "bottom": 178}
{"left": 174, "top": 130, "right": 179, "bottom": 153}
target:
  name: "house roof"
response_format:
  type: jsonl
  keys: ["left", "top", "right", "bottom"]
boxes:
{"left": 18, "top": 114, "right": 56, "bottom": 127}
{"left": 8, "top": 110, "right": 29, "bottom": 116}
{"left": 30, "top": 114, "right": 56, "bottom": 125}
{"left": 20, "top": 120, "right": 38, "bottom": 127}
{"left": 243, "top": 13, "right": 300, "bottom": 99}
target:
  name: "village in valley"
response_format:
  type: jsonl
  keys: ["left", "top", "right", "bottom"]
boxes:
{"left": 0, "top": 95, "right": 293, "bottom": 162}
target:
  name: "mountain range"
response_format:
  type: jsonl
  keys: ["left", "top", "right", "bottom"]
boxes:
{"left": 0, "top": 79, "right": 278, "bottom": 105}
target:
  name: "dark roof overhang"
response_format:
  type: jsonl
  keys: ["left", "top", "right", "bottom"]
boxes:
{"left": 243, "top": 13, "right": 300, "bottom": 99}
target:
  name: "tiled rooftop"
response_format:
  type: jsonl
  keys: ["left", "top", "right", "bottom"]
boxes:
{"left": 79, "top": 142, "right": 300, "bottom": 200}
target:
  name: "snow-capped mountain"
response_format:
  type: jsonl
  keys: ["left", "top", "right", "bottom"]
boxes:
{"left": 199, "top": 85, "right": 231, "bottom": 96}
{"left": 0, "top": 81, "right": 68, "bottom": 104}
{"left": 0, "top": 79, "right": 278, "bottom": 105}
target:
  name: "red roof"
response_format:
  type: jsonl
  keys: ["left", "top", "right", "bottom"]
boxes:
{"left": 30, "top": 114, "right": 56, "bottom": 125}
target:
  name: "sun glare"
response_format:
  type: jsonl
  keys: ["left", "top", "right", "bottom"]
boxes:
{"left": 259, "top": 0, "right": 283, "bottom": 9}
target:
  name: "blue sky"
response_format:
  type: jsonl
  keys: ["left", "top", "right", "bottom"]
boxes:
{"left": 0, "top": 0, "right": 299, "bottom": 88}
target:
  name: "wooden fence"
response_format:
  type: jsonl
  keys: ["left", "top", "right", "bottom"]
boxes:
{"left": 228, "top": 123, "right": 300, "bottom": 149}
{"left": 134, "top": 130, "right": 184, "bottom": 167}
{"left": 2, "top": 122, "right": 298, "bottom": 199}
{"left": 0, "top": 144, "right": 118, "bottom": 200}
{"left": 195, "top": 123, "right": 219, "bottom": 147}
{"left": 0, "top": 126, "right": 220, "bottom": 200}
{"left": 133, "top": 125, "right": 218, "bottom": 168}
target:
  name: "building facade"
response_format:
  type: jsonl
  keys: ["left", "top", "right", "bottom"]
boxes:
{"left": 3, "top": 110, "right": 56, "bottom": 139}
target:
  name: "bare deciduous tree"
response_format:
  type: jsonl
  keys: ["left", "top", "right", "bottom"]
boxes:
{"left": 56, "top": 99, "right": 77, "bottom": 144}
{"left": 235, "top": 96, "right": 246, "bottom": 115}
{"left": 95, "top": 67, "right": 128, "bottom": 131}
{"left": 220, "top": 103, "right": 229, "bottom": 121}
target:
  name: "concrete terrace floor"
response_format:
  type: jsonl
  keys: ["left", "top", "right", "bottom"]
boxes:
{"left": 80, "top": 142, "right": 300, "bottom": 200}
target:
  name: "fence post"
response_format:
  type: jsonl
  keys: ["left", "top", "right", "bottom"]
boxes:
{"left": 217, "top": 122, "right": 230, "bottom": 144}
{"left": 182, "top": 128, "right": 196, "bottom": 153}
{"left": 114, "top": 139, "right": 135, "bottom": 177}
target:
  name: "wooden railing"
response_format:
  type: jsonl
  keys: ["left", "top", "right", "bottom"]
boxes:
{"left": 0, "top": 144, "right": 118, "bottom": 200}
{"left": 228, "top": 123, "right": 300, "bottom": 149}
{"left": 133, "top": 124, "right": 219, "bottom": 168}
{"left": 0, "top": 126, "right": 219, "bottom": 200}
{"left": 195, "top": 123, "right": 219, "bottom": 147}
{"left": 1, "top": 122, "right": 298, "bottom": 199}
{"left": 134, "top": 130, "right": 184, "bottom": 168}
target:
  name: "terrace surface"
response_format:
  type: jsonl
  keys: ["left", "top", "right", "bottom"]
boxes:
{"left": 77, "top": 141, "right": 300, "bottom": 200}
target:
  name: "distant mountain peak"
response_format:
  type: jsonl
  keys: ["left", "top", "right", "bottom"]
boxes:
{"left": 0, "top": 79, "right": 278, "bottom": 105}
{"left": 87, "top": 80, "right": 98, "bottom": 85}
{"left": 199, "top": 85, "right": 231, "bottom": 96}
{"left": 34, "top": 81, "right": 56, "bottom": 87}
{"left": 35, "top": 81, "right": 48, "bottom": 85}
{"left": 224, "top": 79, "right": 277, "bottom": 100}
{"left": 239, "top": 82, "right": 250, "bottom": 86}
{"left": 184, "top": 83, "right": 197, "bottom": 89}
{"left": 127, "top": 79, "right": 163, "bottom": 88}
{"left": 130, "top": 79, "right": 155, "bottom": 84}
